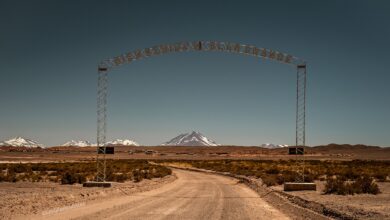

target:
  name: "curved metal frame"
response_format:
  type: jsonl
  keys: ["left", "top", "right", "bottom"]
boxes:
{"left": 96, "top": 40, "right": 307, "bottom": 182}
{"left": 99, "top": 41, "right": 305, "bottom": 70}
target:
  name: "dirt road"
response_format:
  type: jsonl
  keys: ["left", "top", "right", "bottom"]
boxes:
{"left": 34, "top": 169, "right": 289, "bottom": 220}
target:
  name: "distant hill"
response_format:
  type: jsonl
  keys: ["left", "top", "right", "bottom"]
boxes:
{"left": 312, "top": 143, "right": 383, "bottom": 150}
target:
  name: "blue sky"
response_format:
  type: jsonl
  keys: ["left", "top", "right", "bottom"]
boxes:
{"left": 0, "top": 0, "right": 389, "bottom": 146}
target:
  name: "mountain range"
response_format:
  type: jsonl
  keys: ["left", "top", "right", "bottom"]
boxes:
{"left": 0, "top": 135, "right": 288, "bottom": 148}
{"left": 0, "top": 137, "right": 140, "bottom": 147}
{"left": 61, "top": 139, "right": 139, "bottom": 147}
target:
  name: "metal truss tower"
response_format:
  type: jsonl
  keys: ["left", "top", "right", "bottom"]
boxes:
{"left": 295, "top": 64, "right": 307, "bottom": 182}
{"left": 96, "top": 66, "right": 108, "bottom": 182}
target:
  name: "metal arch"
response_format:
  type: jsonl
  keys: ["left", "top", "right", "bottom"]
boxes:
{"left": 98, "top": 41, "right": 306, "bottom": 70}
{"left": 96, "top": 41, "right": 307, "bottom": 183}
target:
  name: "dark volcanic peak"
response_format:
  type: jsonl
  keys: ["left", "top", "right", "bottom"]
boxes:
{"left": 161, "top": 131, "right": 218, "bottom": 146}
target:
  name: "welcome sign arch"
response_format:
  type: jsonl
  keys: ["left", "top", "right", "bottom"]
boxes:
{"left": 96, "top": 41, "right": 307, "bottom": 182}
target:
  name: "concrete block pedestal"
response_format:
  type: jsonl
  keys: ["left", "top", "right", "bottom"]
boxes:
{"left": 83, "top": 181, "right": 112, "bottom": 187}
{"left": 284, "top": 182, "right": 316, "bottom": 191}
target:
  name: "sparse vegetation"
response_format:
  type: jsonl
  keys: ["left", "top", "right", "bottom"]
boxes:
{"left": 0, "top": 158, "right": 387, "bottom": 195}
{"left": 324, "top": 175, "right": 380, "bottom": 195}
{"left": 158, "top": 159, "right": 388, "bottom": 194}
{"left": 0, "top": 160, "right": 172, "bottom": 184}
{"left": 60, "top": 172, "right": 86, "bottom": 184}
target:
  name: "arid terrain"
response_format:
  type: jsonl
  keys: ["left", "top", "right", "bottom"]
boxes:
{"left": 0, "top": 174, "right": 176, "bottom": 220}
{"left": 1, "top": 144, "right": 389, "bottom": 163}
{"left": 25, "top": 169, "right": 292, "bottom": 220}
{"left": 0, "top": 144, "right": 389, "bottom": 220}
{"left": 165, "top": 161, "right": 390, "bottom": 219}
{"left": 275, "top": 181, "right": 390, "bottom": 219}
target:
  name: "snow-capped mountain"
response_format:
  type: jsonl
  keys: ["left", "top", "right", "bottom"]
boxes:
{"left": 161, "top": 131, "right": 218, "bottom": 146}
{"left": 60, "top": 139, "right": 140, "bottom": 147}
{"left": 0, "top": 137, "right": 44, "bottom": 148}
{"left": 106, "top": 139, "right": 139, "bottom": 146}
{"left": 260, "top": 143, "right": 289, "bottom": 149}
{"left": 62, "top": 140, "right": 92, "bottom": 147}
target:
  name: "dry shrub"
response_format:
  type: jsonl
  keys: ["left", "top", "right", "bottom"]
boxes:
{"left": 352, "top": 176, "right": 380, "bottom": 194}
{"left": 281, "top": 170, "right": 298, "bottom": 183}
{"left": 374, "top": 172, "right": 388, "bottom": 182}
{"left": 324, "top": 176, "right": 380, "bottom": 195}
{"left": 261, "top": 175, "right": 278, "bottom": 186}
{"left": 323, "top": 177, "right": 348, "bottom": 195}
{"left": 132, "top": 169, "right": 143, "bottom": 182}
{"left": 61, "top": 172, "right": 86, "bottom": 185}
{"left": 265, "top": 167, "right": 280, "bottom": 175}
{"left": 0, "top": 160, "right": 172, "bottom": 184}
{"left": 113, "top": 173, "right": 128, "bottom": 183}
{"left": 173, "top": 159, "right": 389, "bottom": 188}
{"left": 260, "top": 174, "right": 285, "bottom": 186}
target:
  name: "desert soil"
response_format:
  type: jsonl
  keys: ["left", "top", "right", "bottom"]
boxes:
{"left": 20, "top": 169, "right": 289, "bottom": 220}
{"left": 273, "top": 181, "right": 390, "bottom": 219}
{"left": 0, "top": 174, "right": 176, "bottom": 220}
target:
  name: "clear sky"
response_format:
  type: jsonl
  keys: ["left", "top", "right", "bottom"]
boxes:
{"left": 0, "top": 0, "right": 389, "bottom": 147}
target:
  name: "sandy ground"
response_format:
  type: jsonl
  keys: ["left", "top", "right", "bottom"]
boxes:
{"left": 22, "top": 169, "right": 289, "bottom": 220}
{"left": 273, "top": 181, "right": 390, "bottom": 219}
{"left": 0, "top": 175, "right": 176, "bottom": 220}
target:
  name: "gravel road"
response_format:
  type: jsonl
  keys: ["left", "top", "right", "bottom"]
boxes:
{"left": 36, "top": 169, "right": 290, "bottom": 220}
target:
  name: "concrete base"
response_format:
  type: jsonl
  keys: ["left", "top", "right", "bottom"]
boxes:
{"left": 83, "top": 181, "right": 111, "bottom": 187}
{"left": 284, "top": 182, "right": 316, "bottom": 191}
